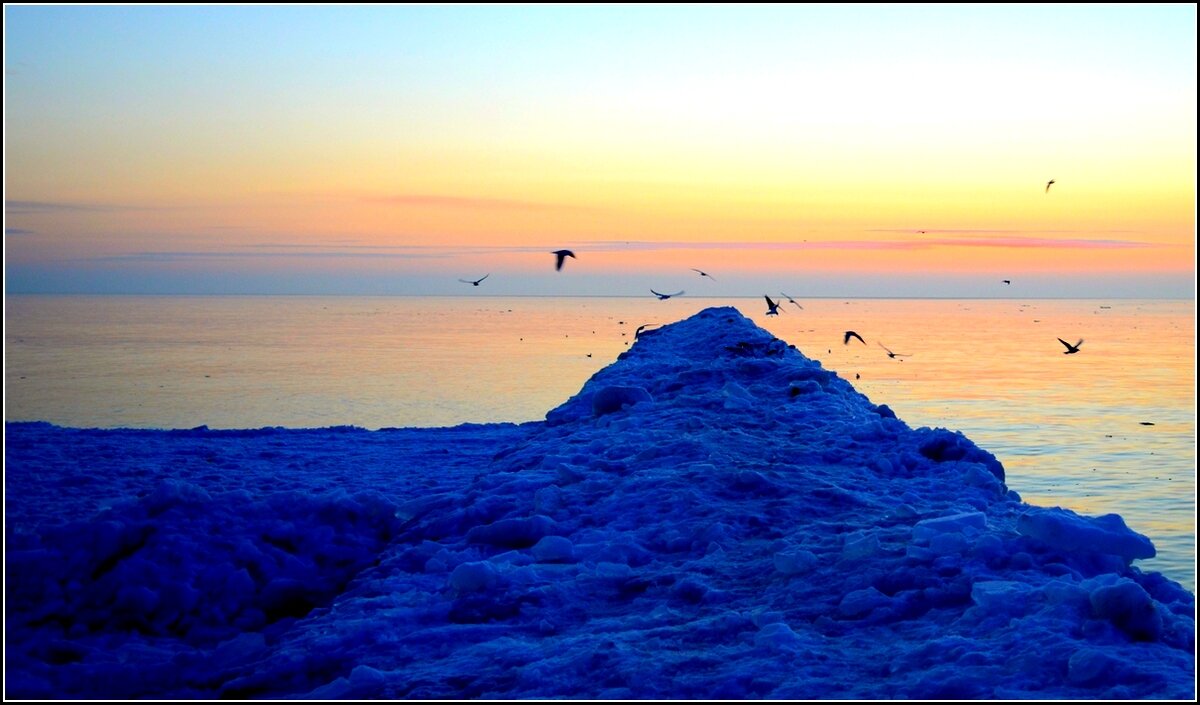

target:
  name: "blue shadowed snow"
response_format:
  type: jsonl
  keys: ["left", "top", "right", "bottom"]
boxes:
{"left": 4, "top": 307, "right": 1194, "bottom": 699}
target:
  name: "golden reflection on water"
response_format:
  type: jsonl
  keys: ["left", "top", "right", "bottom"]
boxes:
{"left": 5, "top": 295, "right": 1195, "bottom": 589}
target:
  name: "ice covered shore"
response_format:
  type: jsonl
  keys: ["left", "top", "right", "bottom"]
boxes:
{"left": 4, "top": 307, "right": 1194, "bottom": 698}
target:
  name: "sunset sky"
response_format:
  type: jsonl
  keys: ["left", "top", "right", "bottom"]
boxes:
{"left": 4, "top": 5, "right": 1196, "bottom": 297}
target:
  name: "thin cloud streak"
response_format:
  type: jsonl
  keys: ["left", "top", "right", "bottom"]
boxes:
{"left": 867, "top": 228, "right": 1143, "bottom": 235}
{"left": 72, "top": 251, "right": 457, "bottom": 264}
{"left": 71, "top": 235, "right": 1159, "bottom": 265}
{"left": 5, "top": 200, "right": 162, "bottom": 214}
{"left": 368, "top": 194, "right": 592, "bottom": 212}
{"left": 577, "top": 237, "right": 1157, "bottom": 251}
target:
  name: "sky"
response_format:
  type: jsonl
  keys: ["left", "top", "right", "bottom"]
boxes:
{"left": 3, "top": 4, "right": 1196, "bottom": 297}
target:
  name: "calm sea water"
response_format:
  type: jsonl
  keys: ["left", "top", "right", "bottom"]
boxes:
{"left": 4, "top": 295, "right": 1195, "bottom": 589}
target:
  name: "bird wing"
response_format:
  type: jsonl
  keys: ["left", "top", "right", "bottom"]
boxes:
{"left": 479, "top": 273, "right": 490, "bottom": 283}
{"left": 764, "top": 295, "right": 775, "bottom": 306}
{"left": 670, "top": 290, "right": 684, "bottom": 297}
{"left": 458, "top": 279, "right": 473, "bottom": 283}
{"left": 651, "top": 289, "right": 665, "bottom": 297}
{"left": 1075, "top": 339, "right": 1084, "bottom": 348}
{"left": 845, "top": 331, "right": 864, "bottom": 345}
{"left": 1057, "top": 338, "right": 1072, "bottom": 350}
{"left": 877, "top": 342, "right": 892, "bottom": 353}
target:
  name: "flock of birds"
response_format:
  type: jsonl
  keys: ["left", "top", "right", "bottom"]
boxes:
{"left": 457, "top": 181, "right": 1085, "bottom": 362}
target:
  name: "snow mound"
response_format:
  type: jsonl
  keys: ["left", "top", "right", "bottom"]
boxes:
{"left": 5, "top": 307, "right": 1194, "bottom": 699}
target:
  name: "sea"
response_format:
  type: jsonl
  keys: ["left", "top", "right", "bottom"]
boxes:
{"left": 4, "top": 294, "right": 1195, "bottom": 590}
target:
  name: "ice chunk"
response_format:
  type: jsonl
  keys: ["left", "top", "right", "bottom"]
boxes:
{"left": 1068, "top": 648, "right": 1125, "bottom": 685}
{"left": 531, "top": 536, "right": 575, "bottom": 563}
{"left": 773, "top": 549, "right": 818, "bottom": 576}
{"left": 912, "top": 511, "right": 987, "bottom": 542}
{"left": 466, "top": 515, "right": 556, "bottom": 548}
{"left": 1016, "top": 507, "right": 1155, "bottom": 562}
{"left": 448, "top": 561, "right": 500, "bottom": 594}
{"left": 917, "top": 428, "right": 1005, "bottom": 482}
{"left": 755, "top": 621, "right": 801, "bottom": 648}
{"left": 1089, "top": 579, "right": 1162, "bottom": 641}
{"left": 838, "top": 586, "right": 891, "bottom": 618}
{"left": 970, "top": 580, "right": 1034, "bottom": 612}
{"left": 592, "top": 386, "right": 653, "bottom": 416}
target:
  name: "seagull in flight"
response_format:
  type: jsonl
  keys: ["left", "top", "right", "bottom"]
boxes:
{"left": 843, "top": 331, "right": 865, "bottom": 345}
{"left": 878, "top": 342, "right": 909, "bottom": 359}
{"left": 691, "top": 268, "right": 715, "bottom": 280}
{"left": 458, "top": 274, "right": 490, "bottom": 286}
{"left": 780, "top": 293, "right": 804, "bottom": 309}
{"left": 552, "top": 250, "right": 576, "bottom": 271}
{"left": 764, "top": 295, "right": 784, "bottom": 316}
{"left": 1045, "top": 179, "right": 1055, "bottom": 194}
{"left": 635, "top": 323, "right": 660, "bottom": 339}
{"left": 651, "top": 289, "right": 684, "bottom": 300}
{"left": 1058, "top": 338, "right": 1083, "bottom": 354}
{"left": 1002, "top": 279, "right": 1011, "bottom": 285}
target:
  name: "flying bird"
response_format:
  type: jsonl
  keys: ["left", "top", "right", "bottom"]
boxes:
{"left": 552, "top": 249, "right": 576, "bottom": 271}
{"left": 651, "top": 289, "right": 684, "bottom": 300}
{"left": 764, "top": 295, "right": 784, "bottom": 316}
{"left": 878, "top": 342, "right": 910, "bottom": 359}
{"left": 780, "top": 293, "right": 803, "bottom": 309}
{"left": 634, "top": 323, "right": 659, "bottom": 339}
{"left": 843, "top": 331, "right": 866, "bottom": 345}
{"left": 458, "top": 274, "right": 490, "bottom": 286}
{"left": 1002, "top": 279, "right": 1011, "bottom": 285}
{"left": 1045, "top": 179, "right": 1055, "bottom": 193}
{"left": 691, "top": 268, "right": 716, "bottom": 280}
{"left": 1058, "top": 338, "right": 1083, "bottom": 354}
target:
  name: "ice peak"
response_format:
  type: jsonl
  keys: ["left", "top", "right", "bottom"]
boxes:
{"left": 545, "top": 306, "right": 875, "bottom": 427}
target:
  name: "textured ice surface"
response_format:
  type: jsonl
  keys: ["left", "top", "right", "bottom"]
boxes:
{"left": 5, "top": 307, "right": 1194, "bottom": 699}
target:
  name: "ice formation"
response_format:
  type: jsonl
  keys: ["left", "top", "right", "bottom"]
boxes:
{"left": 4, "top": 307, "right": 1194, "bottom": 698}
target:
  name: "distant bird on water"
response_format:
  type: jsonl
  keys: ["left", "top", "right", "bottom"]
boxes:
{"left": 1045, "top": 179, "right": 1055, "bottom": 193}
{"left": 691, "top": 268, "right": 716, "bottom": 280}
{"left": 1058, "top": 338, "right": 1083, "bottom": 354}
{"left": 844, "top": 331, "right": 866, "bottom": 345}
{"left": 878, "top": 342, "right": 909, "bottom": 359}
{"left": 651, "top": 289, "right": 684, "bottom": 300}
{"left": 458, "top": 273, "right": 490, "bottom": 286}
{"left": 552, "top": 249, "right": 576, "bottom": 271}
{"left": 764, "top": 296, "right": 784, "bottom": 316}
{"left": 780, "top": 293, "right": 803, "bottom": 309}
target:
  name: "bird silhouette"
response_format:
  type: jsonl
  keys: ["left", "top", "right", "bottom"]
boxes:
{"left": 651, "top": 289, "right": 684, "bottom": 300}
{"left": 1002, "top": 279, "right": 1011, "bottom": 285}
{"left": 1045, "top": 179, "right": 1055, "bottom": 193}
{"left": 552, "top": 250, "right": 576, "bottom": 271}
{"left": 691, "top": 268, "right": 715, "bottom": 280}
{"left": 878, "top": 342, "right": 909, "bottom": 359}
{"left": 634, "top": 323, "right": 659, "bottom": 339}
{"left": 844, "top": 331, "right": 865, "bottom": 345}
{"left": 780, "top": 293, "right": 803, "bottom": 309}
{"left": 1058, "top": 338, "right": 1083, "bottom": 354}
{"left": 764, "top": 296, "right": 784, "bottom": 316}
{"left": 458, "top": 274, "right": 490, "bottom": 286}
